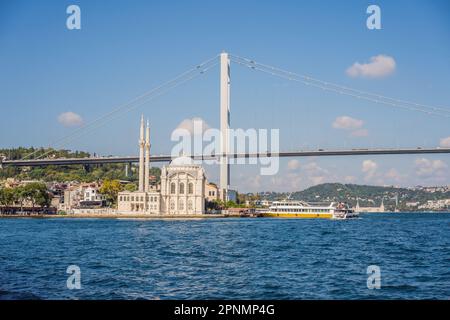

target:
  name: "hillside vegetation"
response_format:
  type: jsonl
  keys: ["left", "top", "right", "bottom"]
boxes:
{"left": 0, "top": 147, "right": 161, "bottom": 183}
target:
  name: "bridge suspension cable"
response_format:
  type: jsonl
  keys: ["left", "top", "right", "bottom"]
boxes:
{"left": 229, "top": 54, "right": 450, "bottom": 118}
{"left": 21, "top": 55, "right": 219, "bottom": 161}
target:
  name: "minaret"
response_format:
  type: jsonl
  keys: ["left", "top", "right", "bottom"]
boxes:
{"left": 144, "top": 119, "right": 150, "bottom": 192}
{"left": 138, "top": 115, "right": 145, "bottom": 192}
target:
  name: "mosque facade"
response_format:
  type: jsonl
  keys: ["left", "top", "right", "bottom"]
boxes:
{"left": 117, "top": 116, "right": 217, "bottom": 214}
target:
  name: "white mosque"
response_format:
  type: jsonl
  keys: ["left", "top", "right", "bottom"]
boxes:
{"left": 117, "top": 116, "right": 218, "bottom": 215}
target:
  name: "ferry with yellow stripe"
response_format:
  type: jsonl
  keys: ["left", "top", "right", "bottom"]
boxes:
{"left": 263, "top": 200, "right": 358, "bottom": 219}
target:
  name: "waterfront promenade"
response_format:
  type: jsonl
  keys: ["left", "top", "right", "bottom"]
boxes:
{"left": 0, "top": 213, "right": 245, "bottom": 219}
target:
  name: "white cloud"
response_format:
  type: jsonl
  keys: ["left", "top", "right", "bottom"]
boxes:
{"left": 333, "top": 116, "right": 364, "bottom": 130}
{"left": 362, "top": 160, "right": 378, "bottom": 180}
{"left": 248, "top": 175, "right": 262, "bottom": 189}
{"left": 344, "top": 175, "right": 356, "bottom": 183}
{"left": 414, "top": 158, "right": 447, "bottom": 178}
{"left": 350, "top": 129, "right": 369, "bottom": 137}
{"left": 333, "top": 116, "right": 368, "bottom": 137}
{"left": 287, "top": 159, "right": 300, "bottom": 170}
{"left": 440, "top": 136, "right": 450, "bottom": 148}
{"left": 57, "top": 112, "right": 83, "bottom": 127}
{"left": 346, "top": 54, "right": 396, "bottom": 78}
{"left": 303, "top": 162, "right": 327, "bottom": 174}
{"left": 303, "top": 162, "right": 330, "bottom": 185}
{"left": 385, "top": 168, "right": 402, "bottom": 182}
{"left": 310, "top": 176, "right": 326, "bottom": 185}
{"left": 285, "top": 172, "right": 303, "bottom": 189}
{"left": 175, "top": 117, "right": 210, "bottom": 135}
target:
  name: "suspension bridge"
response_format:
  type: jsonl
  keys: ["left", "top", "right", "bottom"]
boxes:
{"left": 2, "top": 147, "right": 450, "bottom": 168}
{"left": 2, "top": 52, "right": 450, "bottom": 200}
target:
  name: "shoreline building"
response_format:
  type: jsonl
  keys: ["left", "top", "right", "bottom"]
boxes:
{"left": 60, "top": 182, "right": 106, "bottom": 211}
{"left": 117, "top": 116, "right": 217, "bottom": 215}
{"left": 355, "top": 199, "right": 385, "bottom": 213}
{"left": 159, "top": 162, "right": 207, "bottom": 214}
{"left": 118, "top": 116, "right": 161, "bottom": 213}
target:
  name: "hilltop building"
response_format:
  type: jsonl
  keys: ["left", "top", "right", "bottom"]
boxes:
{"left": 117, "top": 116, "right": 217, "bottom": 215}
{"left": 355, "top": 199, "right": 385, "bottom": 213}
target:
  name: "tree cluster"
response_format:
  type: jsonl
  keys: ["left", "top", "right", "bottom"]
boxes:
{"left": 0, "top": 182, "right": 51, "bottom": 213}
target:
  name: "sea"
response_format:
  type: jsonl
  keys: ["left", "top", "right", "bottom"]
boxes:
{"left": 0, "top": 213, "right": 449, "bottom": 300}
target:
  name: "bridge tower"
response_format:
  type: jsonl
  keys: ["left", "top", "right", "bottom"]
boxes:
{"left": 220, "top": 52, "right": 230, "bottom": 201}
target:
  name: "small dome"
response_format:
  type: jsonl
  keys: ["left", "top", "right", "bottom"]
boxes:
{"left": 171, "top": 156, "right": 194, "bottom": 165}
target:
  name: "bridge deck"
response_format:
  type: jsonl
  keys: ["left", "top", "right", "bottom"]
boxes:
{"left": 2, "top": 148, "right": 450, "bottom": 167}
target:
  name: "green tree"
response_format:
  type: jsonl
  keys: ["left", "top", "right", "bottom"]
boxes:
{"left": 99, "top": 179, "right": 123, "bottom": 207}
{"left": 124, "top": 183, "right": 137, "bottom": 192}
{"left": 14, "top": 185, "right": 26, "bottom": 212}
{"left": 206, "top": 199, "right": 221, "bottom": 211}
{"left": 21, "top": 183, "right": 50, "bottom": 210}
{"left": 0, "top": 187, "right": 15, "bottom": 213}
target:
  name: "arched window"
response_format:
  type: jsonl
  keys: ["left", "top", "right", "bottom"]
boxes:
{"left": 179, "top": 199, "right": 184, "bottom": 211}
{"left": 188, "top": 183, "right": 194, "bottom": 194}
{"left": 179, "top": 183, "right": 185, "bottom": 194}
{"left": 170, "top": 182, "right": 176, "bottom": 194}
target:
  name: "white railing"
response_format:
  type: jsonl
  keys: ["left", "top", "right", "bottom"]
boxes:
{"left": 68, "top": 208, "right": 118, "bottom": 215}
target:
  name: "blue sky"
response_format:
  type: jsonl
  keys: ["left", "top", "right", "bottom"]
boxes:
{"left": 1, "top": 0, "right": 449, "bottom": 191}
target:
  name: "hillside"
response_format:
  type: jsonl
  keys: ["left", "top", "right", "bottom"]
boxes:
{"left": 258, "top": 183, "right": 450, "bottom": 211}
{"left": 0, "top": 147, "right": 161, "bottom": 183}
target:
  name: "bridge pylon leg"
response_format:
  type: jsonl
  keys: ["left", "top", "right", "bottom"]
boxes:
{"left": 220, "top": 52, "right": 230, "bottom": 201}
{"left": 125, "top": 163, "right": 130, "bottom": 177}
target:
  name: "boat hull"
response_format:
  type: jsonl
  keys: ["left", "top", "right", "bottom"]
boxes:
{"left": 262, "top": 212, "right": 334, "bottom": 219}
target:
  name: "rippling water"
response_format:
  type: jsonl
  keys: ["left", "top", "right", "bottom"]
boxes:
{"left": 0, "top": 213, "right": 449, "bottom": 300}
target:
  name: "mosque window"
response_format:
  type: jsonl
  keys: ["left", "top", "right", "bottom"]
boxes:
{"left": 188, "top": 183, "right": 194, "bottom": 194}
{"left": 179, "top": 199, "right": 184, "bottom": 211}
{"left": 170, "top": 183, "right": 176, "bottom": 194}
{"left": 187, "top": 200, "right": 193, "bottom": 210}
{"left": 170, "top": 200, "right": 175, "bottom": 210}
{"left": 179, "top": 183, "right": 185, "bottom": 194}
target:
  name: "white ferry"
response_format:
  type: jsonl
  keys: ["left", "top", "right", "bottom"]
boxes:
{"left": 263, "top": 200, "right": 358, "bottom": 219}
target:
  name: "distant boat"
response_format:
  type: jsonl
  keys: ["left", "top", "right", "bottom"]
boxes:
{"left": 263, "top": 200, "right": 358, "bottom": 219}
